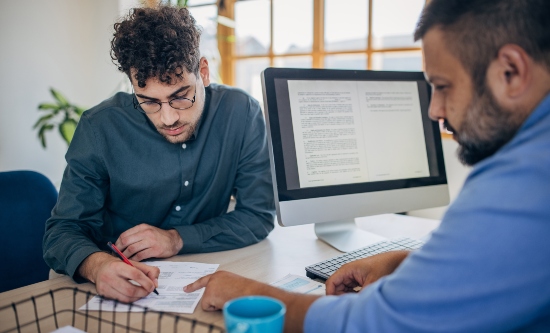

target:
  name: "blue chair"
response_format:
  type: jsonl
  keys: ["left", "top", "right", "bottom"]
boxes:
{"left": 0, "top": 170, "right": 58, "bottom": 292}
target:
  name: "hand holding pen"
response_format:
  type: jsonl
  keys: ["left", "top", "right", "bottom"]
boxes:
{"left": 108, "top": 241, "right": 159, "bottom": 295}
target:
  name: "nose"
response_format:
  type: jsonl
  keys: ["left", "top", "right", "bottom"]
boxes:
{"left": 159, "top": 102, "right": 179, "bottom": 126}
{"left": 428, "top": 91, "right": 445, "bottom": 121}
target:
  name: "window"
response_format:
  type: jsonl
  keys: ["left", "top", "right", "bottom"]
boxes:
{"left": 186, "top": 1, "right": 220, "bottom": 82}
{"left": 218, "top": 0, "right": 427, "bottom": 101}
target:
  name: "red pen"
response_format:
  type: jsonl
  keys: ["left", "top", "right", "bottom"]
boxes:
{"left": 107, "top": 241, "right": 159, "bottom": 295}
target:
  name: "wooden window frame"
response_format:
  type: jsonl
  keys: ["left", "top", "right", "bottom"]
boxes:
{"left": 218, "top": 0, "right": 428, "bottom": 86}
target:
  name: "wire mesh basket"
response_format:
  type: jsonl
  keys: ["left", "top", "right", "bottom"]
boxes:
{"left": 0, "top": 287, "right": 225, "bottom": 333}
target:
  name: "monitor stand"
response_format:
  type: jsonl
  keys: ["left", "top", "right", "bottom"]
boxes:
{"left": 315, "top": 219, "right": 387, "bottom": 253}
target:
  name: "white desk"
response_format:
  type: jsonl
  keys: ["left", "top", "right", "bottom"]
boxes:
{"left": 0, "top": 214, "right": 440, "bottom": 331}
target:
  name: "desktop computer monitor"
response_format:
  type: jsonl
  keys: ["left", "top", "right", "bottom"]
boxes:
{"left": 261, "top": 68, "right": 450, "bottom": 252}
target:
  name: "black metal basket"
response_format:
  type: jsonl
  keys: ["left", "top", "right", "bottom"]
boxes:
{"left": 0, "top": 287, "right": 225, "bottom": 333}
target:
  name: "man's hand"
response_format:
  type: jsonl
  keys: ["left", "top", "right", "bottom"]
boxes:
{"left": 184, "top": 271, "right": 320, "bottom": 332}
{"left": 115, "top": 224, "right": 183, "bottom": 261}
{"left": 325, "top": 250, "right": 409, "bottom": 295}
{"left": 78, "top": 252, "right": 160, "bottom": 303}
{"left": 184, "top": 271, "right": 267, "bottom": 311}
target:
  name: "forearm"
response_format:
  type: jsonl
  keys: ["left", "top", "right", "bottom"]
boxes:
{"left": 387, "top": 250, "right": 410, "bottom": 271}
{"left": 279, "top": 291, "right": 321, "bottom": 333}
{"left": 168, "top": 228, "right": 184, "bottom": 253}
{"left": 175, "top": 209, "right": 274, "bottom": 253}
{"left": 78, "top": 252, "right": 116, "bottom": 283}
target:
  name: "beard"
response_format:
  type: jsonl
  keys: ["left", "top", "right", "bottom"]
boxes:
{"left": 451, "top": 86, "right": 526, "bottom": 166}
{"left": 156, "top": 117, "right": 200, "bottom": 144}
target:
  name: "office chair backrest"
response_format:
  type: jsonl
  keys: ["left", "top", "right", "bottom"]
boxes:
{"left": 0, "top": 170, "right": 58, "bottom": 292}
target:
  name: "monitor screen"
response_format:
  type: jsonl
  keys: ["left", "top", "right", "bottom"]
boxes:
{"left": 261, "top": 68, "right": 449, "bottom": 251}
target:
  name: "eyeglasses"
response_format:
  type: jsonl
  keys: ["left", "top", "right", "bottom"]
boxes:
{"left": 133, "top": 84, "right": 196, "bottom": 114}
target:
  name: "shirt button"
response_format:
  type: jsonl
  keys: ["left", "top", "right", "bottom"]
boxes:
{"left": 184, "top": 181, "right": 189, "bottom": 186}
{"left": 175, "top": 205, "right": 181, "bottom": 211}
{"left": 181, "top": 143, "right": 187, "bottom": 149}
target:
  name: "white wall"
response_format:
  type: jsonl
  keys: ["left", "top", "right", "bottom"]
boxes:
{"left": 0, "top": 1, "right": 127, "bottom": 186}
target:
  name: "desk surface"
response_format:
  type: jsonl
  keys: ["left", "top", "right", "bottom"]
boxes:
{"left": 0, "top": 214, "right": 439, "bottom": 331}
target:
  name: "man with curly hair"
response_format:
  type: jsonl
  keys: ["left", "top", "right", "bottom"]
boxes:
{"left": 185, "top": 0, "right": 550, "bottom": 331}
{"left": 43, "top": 6, "right": 275, "bottom": 302}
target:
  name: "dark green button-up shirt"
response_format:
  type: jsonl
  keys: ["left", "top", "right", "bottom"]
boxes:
{"left": 43, "top": 84, "right": 275, "bottom": 280}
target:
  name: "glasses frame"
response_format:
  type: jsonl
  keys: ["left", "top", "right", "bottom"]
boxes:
{"left": 132, "top": 84, "right": 197, "bottom": 114}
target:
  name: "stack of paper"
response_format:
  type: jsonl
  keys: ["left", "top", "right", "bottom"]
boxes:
{"left": 80, "top": 261, "right": 219, "bottom": 314}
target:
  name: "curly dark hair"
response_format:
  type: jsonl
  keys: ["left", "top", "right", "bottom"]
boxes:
{"left": 111, "top": 6, "right": 201, "bottom": 88}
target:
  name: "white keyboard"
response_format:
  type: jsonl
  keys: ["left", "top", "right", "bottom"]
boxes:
{"left": 305, "top": 238, "right": 424, "bottom": 280}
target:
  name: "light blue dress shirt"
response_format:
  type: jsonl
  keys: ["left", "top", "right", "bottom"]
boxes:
{"left": 305, "top": 94, "right": 550, "bottom": 332}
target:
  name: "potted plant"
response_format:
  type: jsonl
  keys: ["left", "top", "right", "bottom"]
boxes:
{"left": 34, "top": 88, "right": 85, "bottom": 148}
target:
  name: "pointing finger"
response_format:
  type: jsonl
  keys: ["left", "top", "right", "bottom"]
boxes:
{"left": 183, "top": 274, "right": 212, "bottom": 293}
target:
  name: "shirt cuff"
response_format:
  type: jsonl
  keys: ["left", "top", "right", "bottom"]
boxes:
{"left": 173, "top": 224, "right": 203, "bottom": 254}
{"left": 65, "top": 246, "right": 103, "bottom": 283}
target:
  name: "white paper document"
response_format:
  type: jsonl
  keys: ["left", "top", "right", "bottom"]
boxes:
{"left": 80, "top": 261, "right": 219, "bottom": 313}
{"left": 270, "top": 274, "right": 326, "bottom": 296}
{"left": 287, "top": 80, "right": 430, "bottom": 188}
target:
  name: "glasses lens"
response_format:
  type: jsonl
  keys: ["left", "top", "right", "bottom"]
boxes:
{"left": 170, "top": 98, "right": 193, "bottom": 110}
{"left": 139, "top": 101, "right": 161, "bottom": 113}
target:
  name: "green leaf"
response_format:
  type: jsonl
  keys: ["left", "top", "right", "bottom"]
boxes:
{"left": 38, "top": 131, "right": 46, "bottom": 148}
{"left": 74, "top": 106, "right": 86, "bottom": 116}
{"left": 38, "top": 124, "right": 54, "bottom": 149}
{"left": 38, "top": 133, "right": 46, "bottom": 148}
{"left": 36, "top": 88, "right": 84, "bottom": 148}
{"left": 33, "top": 114, "right": 55, "bottom": 129}
{"left": 38, "top": 103, "right": 60, "bottom": 110}
{"left": 50, "top": 88, "right": 69, "bottom": 107}
{"left": 59, "top": 119, "right": 78, "bottom": 145}
{"left": 38, "top": 123, "right": 54, "bottom": 135}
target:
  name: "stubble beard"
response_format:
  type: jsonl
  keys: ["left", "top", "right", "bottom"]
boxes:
{"left": 159, "top": 121, "right": 197, "bottom": 144}
{"left": 453, "top": 86, "right": 526, "bottom": 166}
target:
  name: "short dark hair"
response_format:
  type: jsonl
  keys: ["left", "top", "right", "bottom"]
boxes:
{"left": 111, "top": 6, "right": 201, "bottom": 88}
{"left": 414, "top": 0, "right": 550, "bottom": 91}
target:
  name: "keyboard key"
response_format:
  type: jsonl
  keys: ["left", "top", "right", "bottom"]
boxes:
{"left": 305, "top": 237, "right": 425, "bottom": 280}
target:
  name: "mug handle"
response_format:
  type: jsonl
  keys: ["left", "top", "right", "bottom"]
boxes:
{"left": 229, "top": 322, "right": 250, "bottom": 333}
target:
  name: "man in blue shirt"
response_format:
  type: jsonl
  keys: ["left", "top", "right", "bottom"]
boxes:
{"left": 43, "top": 7, "right": 275, "bottom": 303}
{"left": 185, "top": 0, "right": 550, "bottom": 331}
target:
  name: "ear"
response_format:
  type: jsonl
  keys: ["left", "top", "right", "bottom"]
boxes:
{"left": 486, "top": 44, "right": 532, "bottom": 102}
{"left": 199, "top": 57, "right": 211, "bottom": 87}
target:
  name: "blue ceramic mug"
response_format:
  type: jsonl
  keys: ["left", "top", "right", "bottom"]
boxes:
{"left": 223, "top": 296, "right": 286, "bottom": 333}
